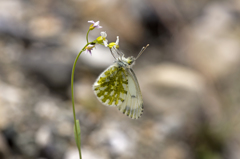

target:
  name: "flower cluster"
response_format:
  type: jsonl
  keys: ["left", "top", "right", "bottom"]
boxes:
{"left": 85, "top": 20, "right": 120, "bottom": 55}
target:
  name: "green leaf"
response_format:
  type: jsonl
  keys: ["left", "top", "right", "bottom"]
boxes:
{"left": 74, "top": 120, "right": 81, "bottom": 150}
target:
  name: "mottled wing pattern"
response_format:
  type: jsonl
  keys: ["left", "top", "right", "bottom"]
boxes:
{"left": 93, "top": 63, "right": 128, "bottom": 107}
{"left": 117, "top": 68, "right": 143, "bottom": 119}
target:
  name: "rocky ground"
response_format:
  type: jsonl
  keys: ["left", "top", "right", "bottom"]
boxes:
{"left": 0, "top": 0, "right": 240, "bottom": 159}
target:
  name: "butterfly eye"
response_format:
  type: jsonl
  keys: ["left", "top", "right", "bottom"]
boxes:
{"left": 127, "top": 60, "right": 133, "bottom": 65}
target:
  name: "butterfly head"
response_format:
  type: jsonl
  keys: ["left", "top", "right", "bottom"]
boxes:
{"left": 111, "top": 44, "right": 149, "bottom": 67}
{"left": 121, "top": 44, "right": 149, "bottom": 66}
{"left": 125, "top": 56, "right": 135, "bottom": 66}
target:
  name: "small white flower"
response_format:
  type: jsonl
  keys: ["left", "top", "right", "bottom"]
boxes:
{"left": 101, "top": 32, "right": 108, "bottom": 47}
{"left": 85, "top": 44, "right": 95, "bottom": 55}
{"left": 108, "top": 36, "right": 119, "bottom": 49}
{"left": 88, "top": 20, "right": 102, "bottom": 29}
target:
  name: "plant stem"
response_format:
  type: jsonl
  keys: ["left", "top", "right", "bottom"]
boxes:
{"left": 86, "top": 29, "right": 90, "bottom": 43}
{"left": 71, "top": 43, "right": 89, "bottom": 159}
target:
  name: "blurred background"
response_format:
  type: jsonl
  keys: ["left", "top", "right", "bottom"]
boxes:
{"left": 0, "top": 0, "right": 240, "bottom": 159}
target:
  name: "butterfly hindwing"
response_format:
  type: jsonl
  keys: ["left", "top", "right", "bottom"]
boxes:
{"left": 117, "top": 68, "right": 143, "bottom": 119}
{"left": 93, "top": 63, "right": 128, "bottom": 107}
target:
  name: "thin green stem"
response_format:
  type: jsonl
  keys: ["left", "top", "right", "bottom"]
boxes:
{"left": 71, "top": 42, "right": 89, "bottom": 159}
{"left": 86, "top": 29, "right": 90, "bottom": 43}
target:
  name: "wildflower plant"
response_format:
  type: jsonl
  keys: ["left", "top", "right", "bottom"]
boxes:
{"left": 71, "top": 20, "right": 119, "bottom": 159}
{"left": 72, "top": 20, "right": 148, "bottom": 159}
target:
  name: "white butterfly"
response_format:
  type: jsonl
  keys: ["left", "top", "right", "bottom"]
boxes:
{"left": 93, "top": 45, "right": 148, "bottom": 119}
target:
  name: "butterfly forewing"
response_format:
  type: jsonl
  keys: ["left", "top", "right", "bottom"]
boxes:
{"left": 93, "top": 63, "right": 128, "bottom": 107}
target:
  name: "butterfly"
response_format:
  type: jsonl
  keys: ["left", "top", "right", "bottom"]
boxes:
{"left": 93, "top": 45, "right": 149, "bottom": 119}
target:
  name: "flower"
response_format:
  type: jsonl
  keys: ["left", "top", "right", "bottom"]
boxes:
{"left": 85, "top": 44, "right": 95, "bottom": 55}
{"left": 88, "top": 20, "right": 102, "bottom": 30}
{"left": 96, "top": 32, "right": 108, "bottom": 47}
{"left": 109, "top": 36, "right": 123, "bottom": 59}
{"left": 108, "top": 36, "right": 119, "bottom": 49}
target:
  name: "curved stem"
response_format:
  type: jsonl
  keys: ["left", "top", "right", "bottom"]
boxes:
{"left": 86, "top": 29, "right": 90, "bottom": 43}
{"left": 71, "top": 43, "right": 89, "bottom": 159}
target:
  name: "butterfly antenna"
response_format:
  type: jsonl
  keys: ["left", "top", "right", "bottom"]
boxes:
{"left": 136, "top": 44, "right": 149, "bottom": 60}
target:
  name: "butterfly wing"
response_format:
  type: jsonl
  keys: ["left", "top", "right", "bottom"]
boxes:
{"left": 93, "top": 63, "right": 128, "bottom": 107}
{"left": 93, "top": 63, "right": 143, "bottom": 119}
{"left": 117, "top": 68, "right": 143, "bottom": 119}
